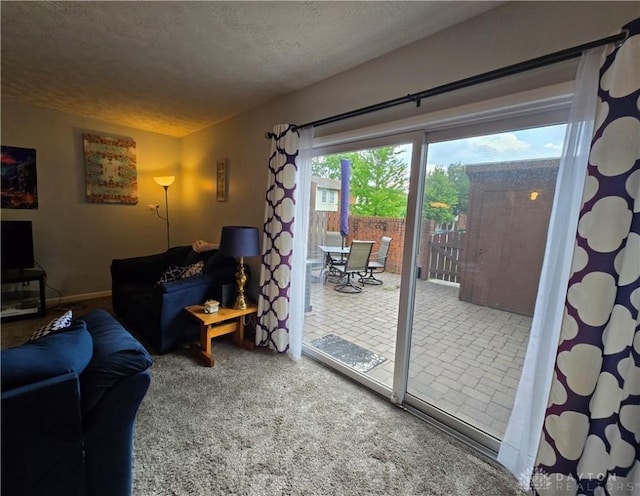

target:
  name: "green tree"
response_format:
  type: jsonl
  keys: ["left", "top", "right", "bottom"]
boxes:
{"left": 311, "top": 146, "right": 409, "bottom": 218}
{"left": 311, "top": 153, "right": 354, "bottom": 181}
{"left": 446, "top": 162, "right": 469, "bottom": 215}
{"left": 423, "top": 166, "right": 458, "bottom": 224}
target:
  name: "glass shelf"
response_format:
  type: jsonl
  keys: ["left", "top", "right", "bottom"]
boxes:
{"left": 1, "top": 269, "right": 46, "bottom": 321}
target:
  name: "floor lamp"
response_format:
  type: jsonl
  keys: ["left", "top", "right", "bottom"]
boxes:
{"left": 152, "top": 176, "right": 175, "bottom": 250}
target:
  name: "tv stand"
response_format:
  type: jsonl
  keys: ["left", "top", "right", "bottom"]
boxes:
{"left": 1, "top": 268, "right": 47, "bottom": 321}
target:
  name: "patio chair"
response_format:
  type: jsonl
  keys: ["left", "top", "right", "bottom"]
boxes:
{"left": 360, "top": 236, "right": 392, "bottom": 285}
{"left": 322, "top": 231, "right": 347, "bottom": 280}
{"left": 333, "top": 240, "right": 374, "bottom": 293}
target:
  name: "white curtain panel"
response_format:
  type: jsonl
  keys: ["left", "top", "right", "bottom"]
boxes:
{"left": 288, "top": 127, "right": 314, "bottom": 360}
{"left": 498, "top": 47, "right": 605, "bottom": 485}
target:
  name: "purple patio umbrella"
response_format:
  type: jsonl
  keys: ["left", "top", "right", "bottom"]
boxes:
{"left": 339, "top": 158, "right": 351, "bottom": 249}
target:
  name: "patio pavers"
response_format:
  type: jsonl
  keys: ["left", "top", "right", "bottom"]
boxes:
{"left": 302, "top": 272, "right": 531, "bottom": 439}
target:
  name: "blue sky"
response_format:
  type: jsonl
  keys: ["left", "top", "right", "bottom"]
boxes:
{"left": 395, "top": 123, "right": 567, "bottom": 170}
{"left": 424, "top": 124, "right": 567, "bottom": 169}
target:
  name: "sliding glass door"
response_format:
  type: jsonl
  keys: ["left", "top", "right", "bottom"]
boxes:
{"left": 299, "top": 88, "right": 573, "bottom": 455}
{"left": 404, "top": 123, "right": 567, "bottom": 447}
{"left": 303, "top": 132, "right": 423, "bottom": 395}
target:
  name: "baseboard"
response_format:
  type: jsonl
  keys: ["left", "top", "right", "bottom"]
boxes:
{"left": 46, "top": 290, "right": 111, "bottom": 307}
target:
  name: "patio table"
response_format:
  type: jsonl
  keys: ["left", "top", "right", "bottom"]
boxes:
{"left": 318, "top": 245, "right": 350, "bottom": 282}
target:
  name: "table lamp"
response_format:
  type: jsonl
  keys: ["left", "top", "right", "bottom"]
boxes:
{"left": 219, "top": 226, "right": 260, "bottom": 309}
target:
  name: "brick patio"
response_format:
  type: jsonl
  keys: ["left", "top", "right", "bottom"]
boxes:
{"left": 302, "top": 272, "right": 531, "bottom": 439}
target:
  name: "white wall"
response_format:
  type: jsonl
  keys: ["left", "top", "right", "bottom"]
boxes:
{"left": 1, "top": 100, "right": 182, "bottom": 300}
{"left": 2, "top": 1, "right": 638, "bottom": 300}
{"left": 180, "top": 1, "right": 638, "bottom": 293}
{"left": 181, "top": 1, "right": 639, "bottom": 236}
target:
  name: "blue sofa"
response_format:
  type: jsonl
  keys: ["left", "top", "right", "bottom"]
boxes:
{"left": 1, "top": 309, "right": 152, "bottom": 496}
{"left": 111, "top": 245, "right": 237, "bottom": 354}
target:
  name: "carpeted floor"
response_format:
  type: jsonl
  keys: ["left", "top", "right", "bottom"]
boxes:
{"left": 1, "top": 298, "right": 526, "bottom": 495}
{"left": 136, "top": 345, "right": 526, "bottom": 496}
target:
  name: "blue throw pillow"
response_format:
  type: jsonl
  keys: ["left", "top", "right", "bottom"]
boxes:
{"left": 1, "top": 322, "right": 93, "bottom": 392}
{"left": 78, "top": 309, "right": 153, "bottom": 415}
{"left": 203, "top": 252, "right": 236, "bottom": 273}
{"left": 181, "top": 249, "right": 206, "bottom": 267}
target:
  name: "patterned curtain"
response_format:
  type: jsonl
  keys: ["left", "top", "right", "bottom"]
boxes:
{"left": 256, "top": 124, "right": 300, "bottom": 353}
{"left": 533, "top": 19, "right": 639, "bottom": 496}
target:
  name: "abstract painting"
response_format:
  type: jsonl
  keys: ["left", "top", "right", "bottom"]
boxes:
{"left": 83, "top": 133, "right": 137, "bottom": 204}
{"left": 1, "top": 145, "right": 38, "bottom": 209}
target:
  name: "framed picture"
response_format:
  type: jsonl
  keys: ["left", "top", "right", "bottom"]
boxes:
{"left": 216, "top": 159, "right": 228, "bottom": 202}
{"left": 83, "top": 133, "right": 137, "bottom": 204}
{"left": 1, "top": 145, "right": 38, "bottom": 209}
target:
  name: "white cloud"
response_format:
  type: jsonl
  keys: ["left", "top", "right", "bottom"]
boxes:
{"left": 425, "top": 124, "right": 567, "bottom": 167}
{"left": 544, "top": 143, "right": 563, "bottom": 152}
{"left": 468, "top": 133, "right": 530, "bottom": 153}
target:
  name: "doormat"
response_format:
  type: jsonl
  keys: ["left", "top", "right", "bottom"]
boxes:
{"left": 309, "top": 334, "right": 387, "bottom": 373}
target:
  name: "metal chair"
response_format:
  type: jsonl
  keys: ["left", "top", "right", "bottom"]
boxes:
{"left": 325, "top": 230, "right": 346, "bottom": 263}
{"left": 360, "top": 236, "right": 392, "bottom": 285}
{"left": 333, "top": 240, "right": 374, "bottom": 293}
{"left": 322, "top": 231, "right": 347, "bottom": 282}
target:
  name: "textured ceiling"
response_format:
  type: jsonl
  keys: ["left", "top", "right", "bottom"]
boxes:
{"left": 1, "top": 1, "right": 503, "bottom": 137}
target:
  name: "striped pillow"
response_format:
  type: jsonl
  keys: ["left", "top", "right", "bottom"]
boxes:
{"left": 29, "top": 310, "right": 73, "bottom": 341}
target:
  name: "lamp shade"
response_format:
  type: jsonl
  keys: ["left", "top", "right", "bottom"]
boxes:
{"left": 153, "top": 176, "right": 175, "bottom": 187}
{"left": 219, "top": 226, "right": 260, "bottom": 258}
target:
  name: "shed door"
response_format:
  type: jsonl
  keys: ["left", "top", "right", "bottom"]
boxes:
{"left": 476, "top": 187, "right": 553, "bottom": 315}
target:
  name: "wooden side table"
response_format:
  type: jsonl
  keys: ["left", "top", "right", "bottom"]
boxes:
{"left": 184, "top": 303, "right": 257, "bottom": 367}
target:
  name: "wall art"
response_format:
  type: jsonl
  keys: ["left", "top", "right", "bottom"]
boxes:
{"left": 83, "top": 133, "right": 137, "bottom": 204}
{"left": 216, "top": 159, "right": 228, "bottom": 202}
{"left": 1, "top": 145, "right": 38, "bottom": 209}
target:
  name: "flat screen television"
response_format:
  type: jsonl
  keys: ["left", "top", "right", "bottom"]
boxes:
{"left": 1, "top": 220, "right": 35, "bottom": 270}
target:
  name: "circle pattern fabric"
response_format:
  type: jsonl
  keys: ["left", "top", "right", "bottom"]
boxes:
{"left": 534, "top": 20, "right": 640, "bottom": 496}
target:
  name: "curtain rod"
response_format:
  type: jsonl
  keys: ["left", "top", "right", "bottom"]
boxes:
{"left": 265, "top": 29, "right": 628, "bottom": 139}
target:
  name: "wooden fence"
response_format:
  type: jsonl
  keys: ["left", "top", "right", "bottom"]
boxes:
{"left": 427, "top": 230, "right": 466, "bottom": 283}
{"left": 308, "top": 211, "right": 331, "bottom": 258}
{"left": 308, "top": 211, "right": 465, "bottom": 281}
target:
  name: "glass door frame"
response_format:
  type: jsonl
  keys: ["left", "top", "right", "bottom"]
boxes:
{"left": 302, "top": 130, "right": 425, "bottom": 399}
{"left": 303, "top": 82, "right": 575, "bottom": 456}
{"left": 397, "top": 117, "right": 573, "bottom": 456}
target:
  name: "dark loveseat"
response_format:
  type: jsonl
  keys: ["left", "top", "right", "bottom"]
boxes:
{"left": 111, "top": 245, "right": 237, "bottom": 354}
{"left": 1, "top": 309, "right": 152, "bottom": 496}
